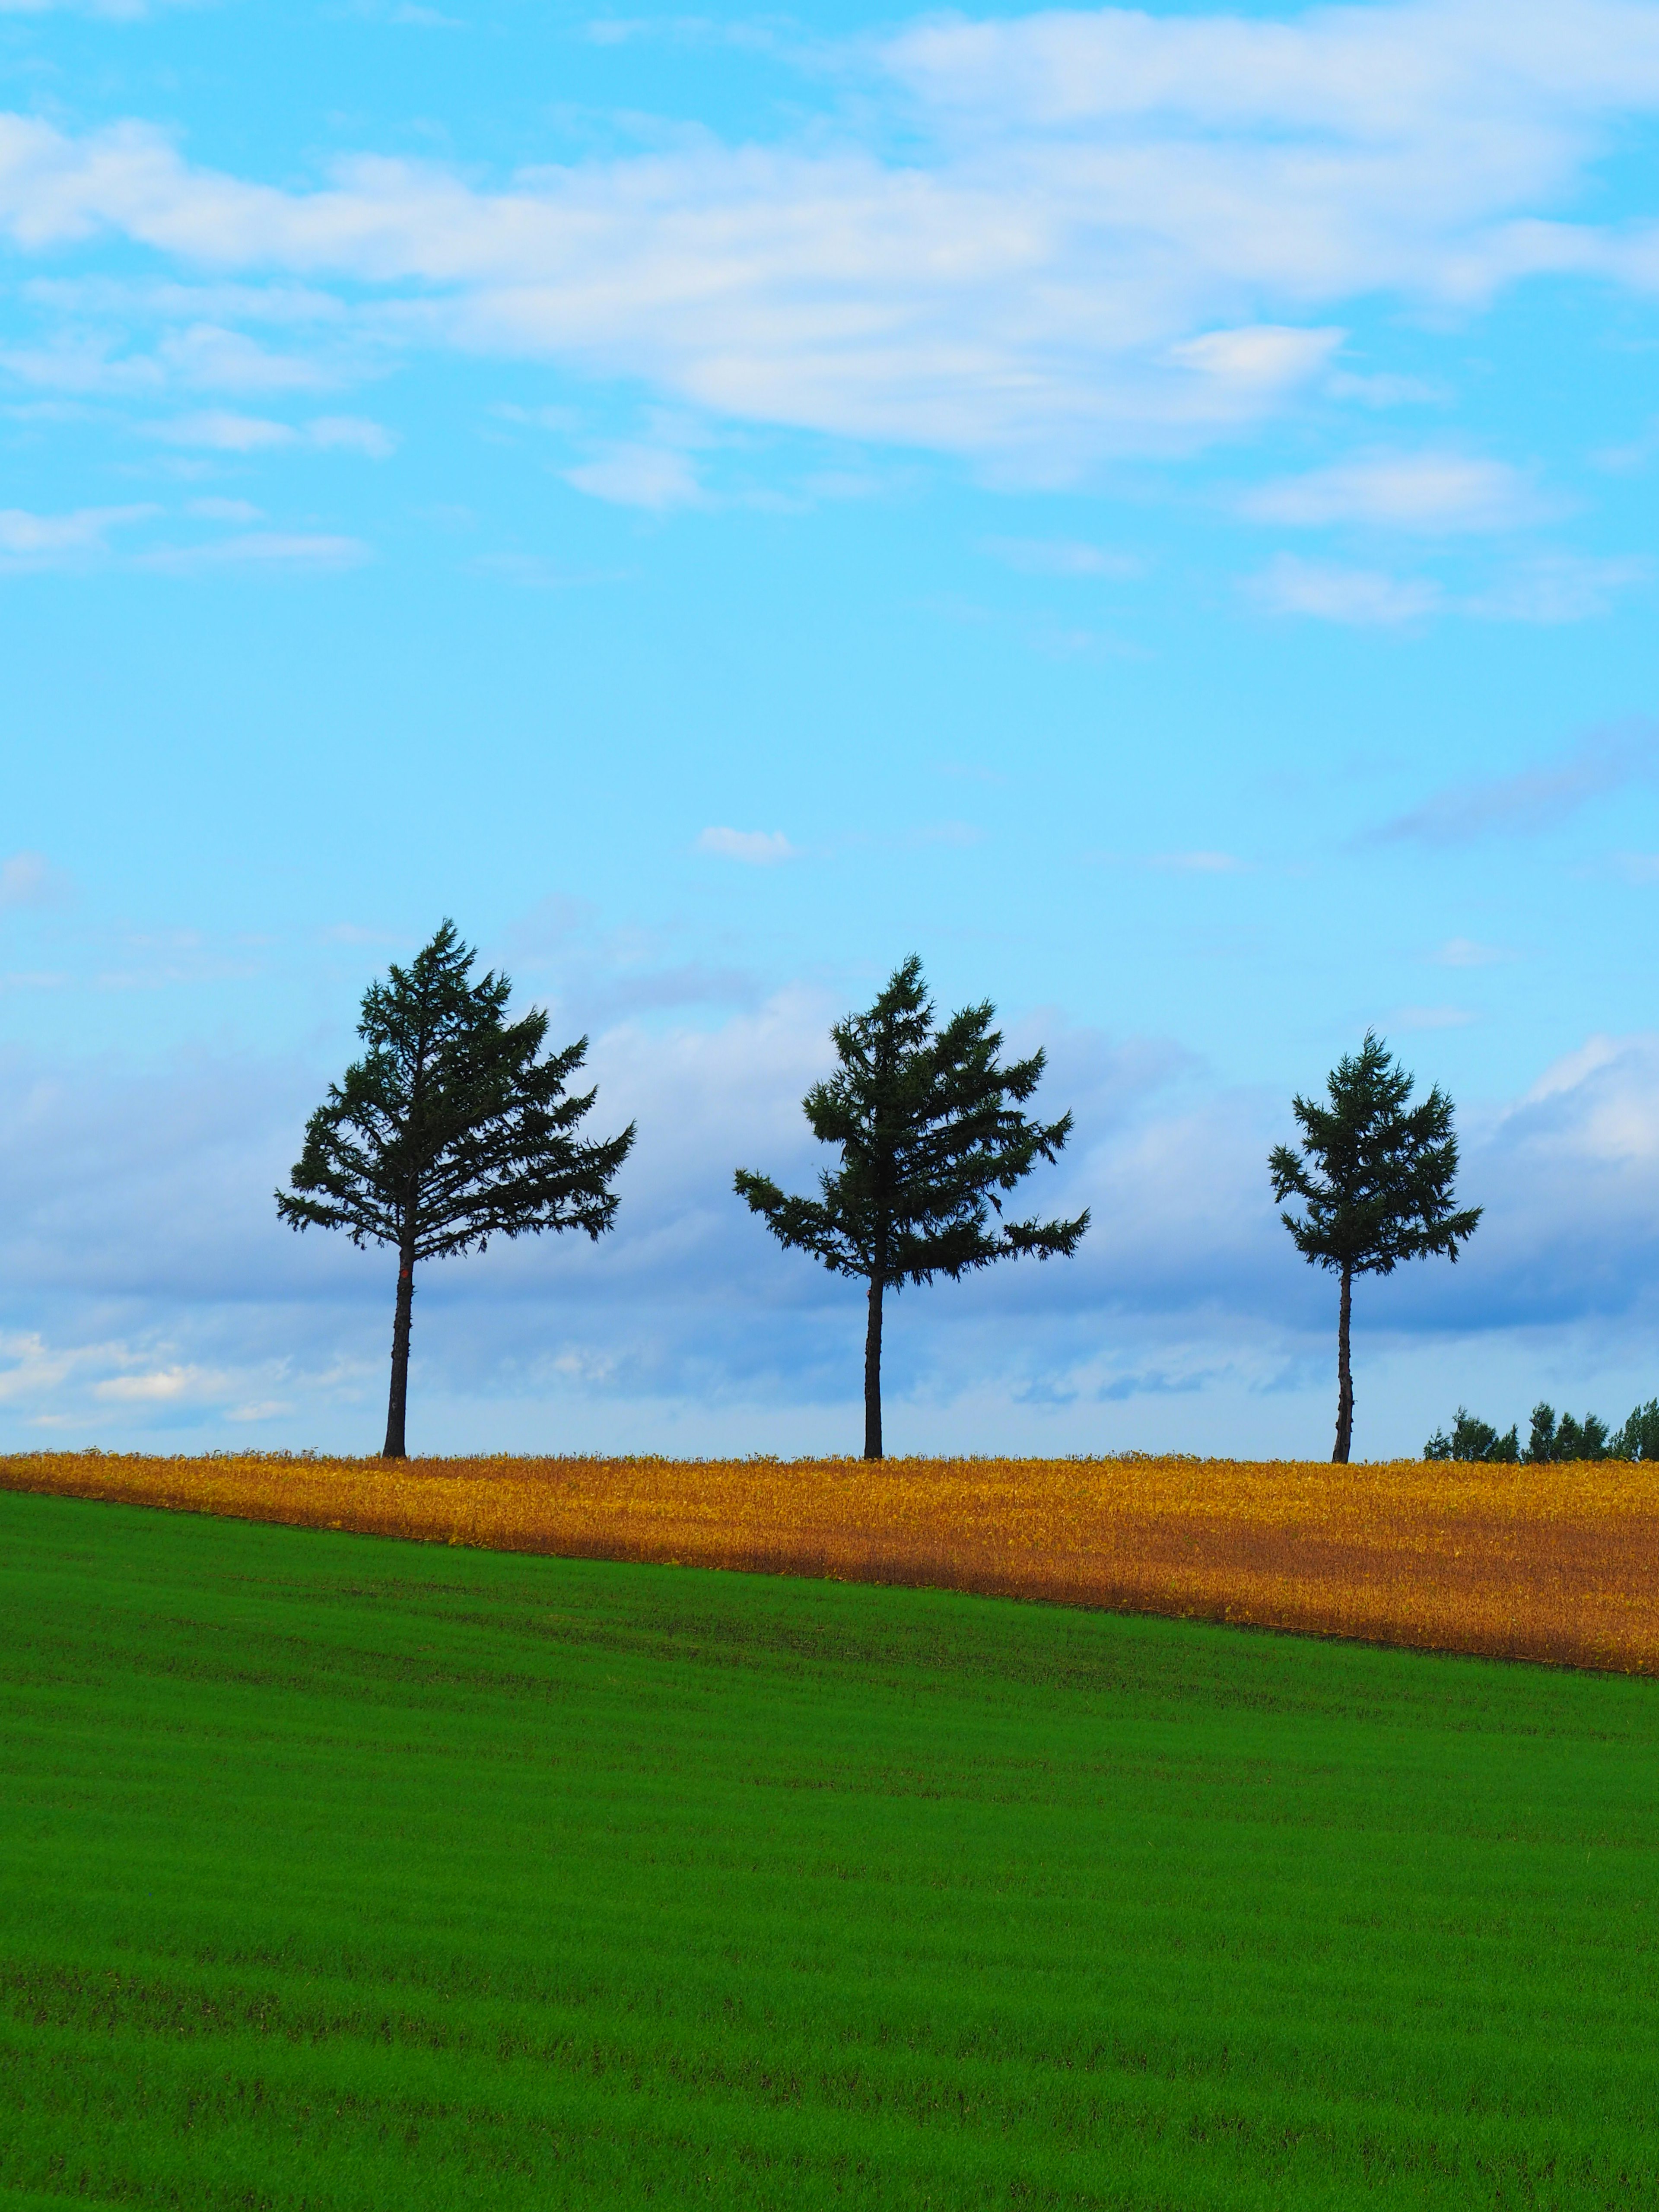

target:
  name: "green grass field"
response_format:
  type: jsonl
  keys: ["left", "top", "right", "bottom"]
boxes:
{"left": 3, "top": 1487, "right": 1657, "bottom": 2209}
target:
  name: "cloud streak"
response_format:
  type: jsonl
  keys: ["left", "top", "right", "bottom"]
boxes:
{"left": 2, "top": 2, "right": 1659, "bottom": 470}
{"left": 696, "top": 828, "right": 798, "bottom": 865}
{"left": 1376, "top": 722, "right": 1659, "bottom": 843}
{"left": 1243, "top": 451, "right": 1546, "bottom": 534}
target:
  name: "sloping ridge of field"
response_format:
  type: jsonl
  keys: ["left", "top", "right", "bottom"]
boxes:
{"left": 5, "top": 1447, "right": 1658, "bottom": 1674}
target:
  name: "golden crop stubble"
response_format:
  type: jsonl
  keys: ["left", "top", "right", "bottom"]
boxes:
{"left": 4, "top": 1449, "right": 1657, "bottom": 1674}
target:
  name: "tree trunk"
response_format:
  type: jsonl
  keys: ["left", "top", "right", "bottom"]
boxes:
{"left": 863, "top": 1272, "right": 884, "bottom": 1462}
{"left": 383, "top": 1239, "right": 416, "bottom": 1459}
{"left": 1333, "top": 1265, "right": 1354, "bottom": 1465}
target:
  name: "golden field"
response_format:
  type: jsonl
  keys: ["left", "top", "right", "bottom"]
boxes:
{"left": 5, "top": 1447, "right": 1659, "bottom": 1673}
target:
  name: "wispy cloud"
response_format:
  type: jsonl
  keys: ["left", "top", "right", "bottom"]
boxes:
{"left": 1250, "top": 556, "right": 1441, "bottom": 626}
{"left": 142, "top": 531, "right": 372, "bottom": 572}
{"left": 1250, "top": 551, "right": 1646, "bottom": 628}
{"left": 1146, "top": 850, "right": 1249, "bottom": 874}
{"left": 696, "top": 827, "right": 798, "bottom": 864}
{"left": 0, "top": 851, "right": 71, "bottom": 907}
{"left": 566, "top": 444, "right": 704, "bottom": 509}
{"left": 1465, "top": 553, "right": 1649, "bottom": 623}
{"left": 1430, "top": 937, "right": 1512, "bottom": 968}
{"left": 1376, "top": 724, "right": 1659, "bottom": 845}
{"left": 3, "top": 3, "right": 1659, "bottom": 472}
{"left": 1243, "top": 451, "right": 1546, "bottom": 534}
{"left": 0, "top": 503, "right": 156, "bottom": 569}
{"left": 146, "top": 411, "right": 396, "bottom": 456}
{"left": 699, "top": 832, "right": 801, "bottom": 862}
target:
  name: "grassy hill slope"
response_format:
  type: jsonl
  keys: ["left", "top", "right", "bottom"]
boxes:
{"left": 2, "top": 1487, "right": 1656, "bottom": 2208}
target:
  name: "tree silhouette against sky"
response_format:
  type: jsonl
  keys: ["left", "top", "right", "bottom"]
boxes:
{"left": 277, "top": 920, "right": 633, "bottom": 1457}
{"left": 735, "top": 955, "right": 1088, "bottom": 1460}
{"left": 1270, "top": 1032, "right": 1480, "bottom": 1465}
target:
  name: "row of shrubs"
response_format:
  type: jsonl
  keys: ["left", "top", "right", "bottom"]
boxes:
{"left": 1424, "top": 1400, "right": 1659, "bottom": 1463}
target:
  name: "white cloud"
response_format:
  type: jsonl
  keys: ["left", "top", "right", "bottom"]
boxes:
{"left": 146, "top": 410, "right": 396, "bottom": 454}
{"left": 0, "top": 0, "right": 155, "bottom": 13}
{"left": 307, "top": 414, "right": 398, "bottom": 457}
{"left": 0, "top": 851, "right": 70, "bottom": 906}
{"left": 1468, "top": 552, "right": 1650, "bottom": 622}
{"left": 1326, "top": 369, "right": 1445, "bottom": 407}
{"left": 1255, "top": 546, "right": 1646, "bottom": 628}
{"left": 0, "top": 3, "right": 1657, "bottom": 470}
{"left": 1431, "top": 936, "right": 1511, "bottom": 967}
{"left": 565, "top": 443, "right": 704, "bottom": 509}
{"left": 1146, "top": 850, "right": 1248, "bottom": 874}
{"left": 143, "top": 530, "right": 372, "bottom": 572}
{"left": 157, "top": 321, "right": 332, "bottom": 392}
{"left": 0, "top": 502, "right": 156, "bottom": 568}
{"left": 149, "top": 410, "right": 295, "bottom": 451}
{"left": 1170, "top": 326, "right": 1343, "bottom": 394}
{"left": 94, "top": 1364, "right": 206, "bottom": 1402}
{"left": 1250, "top": 555, "right": 1442, "bottom": 625}
{"left": 696, "top": 827, "right": 798, "bottom": 864}
{"left": 879, "top": 1, "right": 1659, "bottom": 139}
{"left": 1244, "top": 451, "right": 1544, "bottom": 533}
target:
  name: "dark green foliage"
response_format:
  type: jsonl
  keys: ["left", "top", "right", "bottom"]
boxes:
{"left": 276, "top": 919, "right": 633, "bottom": 1455}
{"left": 734, "top": 955, "right": 1087, "bottom": 1458}
{"left": 1426, "top": 1399, "right": 1659, "bottom": 1463}
{"left": 1528, "top": 1402, "right": 1561, "bottom": 1462}
{"left": 1527, "top": 1404, "right": 1611, "bottom": 1462}
{"left": 1270, "top": 1032, "right": 1480, "bottom": 1464}
{"left": 1423, "top": 1408, "right": 1519, "bottom": 1462}
{"left": 6, "top": 1488, "right": 1659, "bottom": 2210}
{"left": 1614, "top": 1398, "right": 1659, "bottom": 1460}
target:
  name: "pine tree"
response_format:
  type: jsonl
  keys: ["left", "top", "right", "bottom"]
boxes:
{"left": 1614, "top": 1398, "right": 1659, "bottom": 1460}
{"left": 1525, "top": 1403, "right": 1611, "bottom": 1462}
{"left": 276, "top": 920, "right": 634, "bottom": 1457}
{"left": 734, "top": 956, "right": 1088, "bottom": 1459}
{"left": 1269, "top": 1032, "right": 1479, "bottom": 1464}
{"left": 1423, "top": 1408, "right": 1518, "bottom": 1462}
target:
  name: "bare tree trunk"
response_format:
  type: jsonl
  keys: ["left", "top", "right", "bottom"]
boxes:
{"left": 1333, "top": 1265, "right": 1354, "bottom": 1465}
{"left": 383, "top": 1237, "right": 416, "bottom": 1459}
{"left": 863, "top": 1273, "right": 884, "bottom": 1462}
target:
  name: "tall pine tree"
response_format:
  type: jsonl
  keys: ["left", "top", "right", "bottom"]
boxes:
{"left": 1269, "top": 1032, "right": 1479, "bottom": 1464}
{"left": 277, "top": 921, "right": 634, "bottom": 1457}
{"left": 734, "top": 956, "right": 1088, "bottom": 1459}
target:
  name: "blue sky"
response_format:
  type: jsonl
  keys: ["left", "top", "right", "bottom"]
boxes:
{"left": 4, "top": 0, "right": 1659, "bottom": 1457}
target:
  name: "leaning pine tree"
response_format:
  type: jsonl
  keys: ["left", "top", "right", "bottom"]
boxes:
{"left": 1269, "top": 1031, "right": 1479, "bottom": 1465}
{"left": 734, "top": 955, "right": 1088, "bottom": 1460}
{"left": 276, "top": 920, "right": 634, "bottom": 1458}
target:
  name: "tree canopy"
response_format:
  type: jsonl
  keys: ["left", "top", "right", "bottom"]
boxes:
{"left": 1270, "top": 1031, "right": 1479, "bottom": 1463}
{"left": 734, "top": 955, "right": 1087, "bottom": 1458}
{"left": 276, "top": 919, "right": 633, "bottom": 1456}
